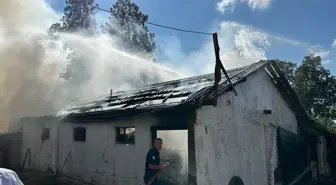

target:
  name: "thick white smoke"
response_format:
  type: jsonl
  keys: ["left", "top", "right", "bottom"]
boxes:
{"left": 1, "top": 0, "right": 320, "bottom": 132}
{"left": 0, "top": 0, "right": 182, "bottom": 132}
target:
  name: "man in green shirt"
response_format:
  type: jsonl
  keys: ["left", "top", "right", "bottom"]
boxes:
{"left": 143, "top": 138, "right": 169, "bottom": 185}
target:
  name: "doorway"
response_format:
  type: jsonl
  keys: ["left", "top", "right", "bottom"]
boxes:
{"left": 277, "top": 127, "right": 309, "bottom": 185}
{"left": 155, "top": 129, "right": 189, "bottom": 185}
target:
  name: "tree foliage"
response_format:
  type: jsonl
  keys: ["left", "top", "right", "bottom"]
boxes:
{"left": 48, "top": 0, "right": 97, "bottom": 35}
{"left": 276, "top": 55, "right": 336, "bottom": 127}
{"left": 48, "top": 0, "right": 157, "bottom": 85}
{"left": 48, "top": 0, "right": 98, "bottom": 84}
{"left": 274, "top": 59, "right": 297, "bottom": 84}
{"left": 102, "top": 0, "right": 155, "bottom": 60}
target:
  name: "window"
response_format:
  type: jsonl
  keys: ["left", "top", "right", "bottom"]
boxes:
{"left": 115, "top": 127, "right": 135, "bottom": 145}
{"left": 73, "top": 127, "right": 86, "bottom": 142}
{"left": 41, "top": 128, "right": 50, "bottom": 141}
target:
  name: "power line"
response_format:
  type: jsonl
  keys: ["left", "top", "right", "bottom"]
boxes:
{"left": 90, "top": 5, "right": 213, "bottom": 36}
{"left": 145, "top": 22, "right": 213, "bottom": 35}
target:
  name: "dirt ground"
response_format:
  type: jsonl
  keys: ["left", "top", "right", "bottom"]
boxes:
{"left": 19, "top": 171, "right": 71, "bottom": 185}
{"left": 19, "top": 172, "right": 59, "bottom": 185}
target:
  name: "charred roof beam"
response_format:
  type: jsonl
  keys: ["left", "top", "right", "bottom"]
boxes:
{"left": 212, "top": 32, "right": 237, "bottom": 107}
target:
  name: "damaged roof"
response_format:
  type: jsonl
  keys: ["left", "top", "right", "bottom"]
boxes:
{"left": 63, "top": 60, "right": 310, "bottom": 124}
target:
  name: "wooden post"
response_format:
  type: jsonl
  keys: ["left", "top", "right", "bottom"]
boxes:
{"left": 212, "top": 33, "right": 237, "bottom": 107}
{"left": 108, "top": 89, "right": 113, "bottom": 104}
{"left": 213, "top": 33, "right": 221, "bottom": 107}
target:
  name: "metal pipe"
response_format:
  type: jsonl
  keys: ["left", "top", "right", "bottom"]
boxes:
{"left": 60, "top": 150, "right": 72, "bottom": 173}
{"left": 20, "top": 148, "right": 30, "bottom": 171}
{"left": 288, "top": 165, "right": 311, "bottom": 185}
{"left": 55, "top": 121, "right": 60, "bottom": 175}
{"left": 102, "top": 125, "right": 109, "bottom": 163}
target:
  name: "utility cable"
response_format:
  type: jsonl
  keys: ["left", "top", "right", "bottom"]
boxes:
{"left": 90, "top": 5, "right": 213, "bottom": 35}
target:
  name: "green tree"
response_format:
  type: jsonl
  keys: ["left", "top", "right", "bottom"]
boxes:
{"left": 276, "top": 55, "right": 336, "bottom": 126}
{"left": 275, "top": 59, "right": 297, "bottom": 84}
{"left": 48, "top": 0, "right": 98, "bottom": 84}
{"left": 48, "top": 0, "right": 97, "bottom": 35}
{"left": 102, "top": 0, "right": 155, "bottom": 60}
{"left": 47, "top": 23, "right": 64, "bottom": 36}
{"left": 294, "top": 55, "right": 336, "bottom": 119}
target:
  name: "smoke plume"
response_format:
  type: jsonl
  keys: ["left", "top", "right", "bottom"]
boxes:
{"left": 1, "top": 0, "right": 317, "bottom": 132}
{"left": 0, "top": 0, "right": 181, "bottom": 132}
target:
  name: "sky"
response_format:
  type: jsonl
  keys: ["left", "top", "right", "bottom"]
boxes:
{"left": 48, "top": 0, "right": 336, "bottom": 75}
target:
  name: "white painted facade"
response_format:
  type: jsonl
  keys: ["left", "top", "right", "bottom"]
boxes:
{"left": 20, "top": 116, "right": 159, "bottom": 185}
{"left": 194, "top": 68, "right": 298, "bottom": 185}
{"left": 20, "top": 117, "right": 58, "bottom": 172}
{"left": 17, "top": 67, "right": 300, "bottom": 185}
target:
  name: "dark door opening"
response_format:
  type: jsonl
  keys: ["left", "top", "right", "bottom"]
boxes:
{"left": 277, "top": 127, "right": 309, "bottom": 185}
{"left": 154, "top": 129, "right": 188, "bottom": 185}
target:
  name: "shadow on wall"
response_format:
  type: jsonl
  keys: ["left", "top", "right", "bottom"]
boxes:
{"left": 0, "top": 132, "right": 23, "bottom": 170}
{"left": 159, "top": 150, "right": 188, "bottom": 185}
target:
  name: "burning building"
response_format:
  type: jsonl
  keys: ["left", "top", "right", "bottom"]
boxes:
{"left": 10, "top": 60, "right": 316, "bottom": 185}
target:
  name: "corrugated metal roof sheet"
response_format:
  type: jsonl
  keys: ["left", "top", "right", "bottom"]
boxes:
{"left": 60, "top": 61, "right": 268, "bottom": 116}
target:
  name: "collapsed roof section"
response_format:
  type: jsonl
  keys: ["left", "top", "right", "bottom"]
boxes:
{"left": 62, "top": 61, "right": 264, "bottom": 122}
{"left": 62, "top": 60, "right": 311, "bottom": 126}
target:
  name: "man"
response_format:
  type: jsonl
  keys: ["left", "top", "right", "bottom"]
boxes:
{"left": 0, "top": 168, "right": 24, "bottom": 185}
{"left": 143, "top": 138, "right": 169, "bottom": 185}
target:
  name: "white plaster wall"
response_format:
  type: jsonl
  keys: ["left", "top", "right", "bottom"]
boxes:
{"left": 57, "top": 115, "right": 158, "bottom": 185}
{"left": 195, "top": 68, "right": 298, "bottom": 185}
{"left": 20, "top": 117, "right": 58, "bottom": 172}
{"left": 19, "top": 114, "right": 158, "bottom": 185}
